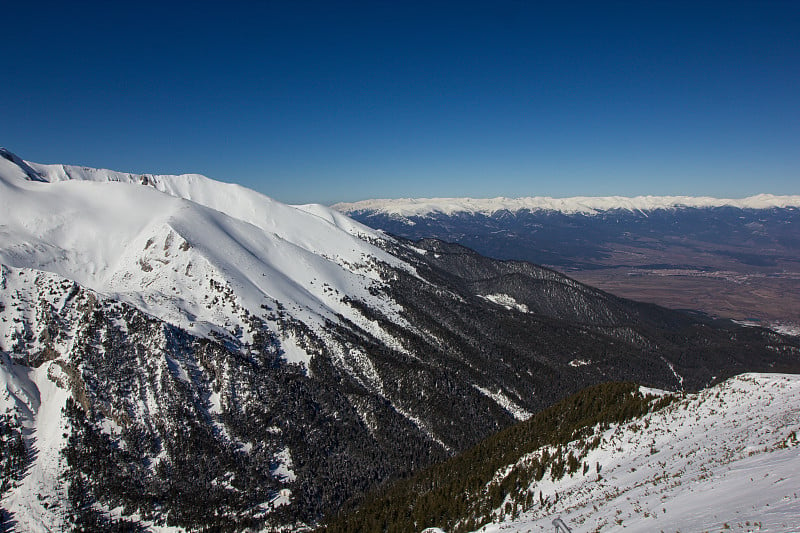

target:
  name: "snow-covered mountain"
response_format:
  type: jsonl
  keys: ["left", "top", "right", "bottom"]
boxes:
{"left": 334, "top": 195, "right": 800, "bottom": 218}
{"left": 1, "top": 149, "right": 798, "bottom": 531}
{"left": 326, "top": 374, "right": 800, "bottom": 533}
{"left": 0, "top": 148, "right": 407, "bottom": 358}
{"left": 476, "top": 373, "right": 800, "bottom": 533}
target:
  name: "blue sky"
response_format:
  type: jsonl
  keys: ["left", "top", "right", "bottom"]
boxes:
{"left": 2, "top": 1, "right": 798, "bottom": 204}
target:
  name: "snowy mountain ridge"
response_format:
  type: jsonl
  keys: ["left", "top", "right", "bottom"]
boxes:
{"left": 1, "top": 149, "right": 798, "bottom": 531}
{"left": 474, "top": 373, "right": 800, "bottom": 533}
{"left": 334, "top": 194, "right": 800, "bottom": 217}
{"left": 0, "top": 148, "right": 408, "bottom": 360}
{"left": 20, "top": 150, "right": 381, "bottom": 247}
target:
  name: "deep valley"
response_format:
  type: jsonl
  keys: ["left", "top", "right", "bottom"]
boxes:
{"left": 1, "top": 152, "right": 798, "bottom": 531}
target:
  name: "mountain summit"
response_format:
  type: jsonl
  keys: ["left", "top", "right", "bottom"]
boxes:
{"left": 1, "top": 151, "right": 798, "bottom": 530}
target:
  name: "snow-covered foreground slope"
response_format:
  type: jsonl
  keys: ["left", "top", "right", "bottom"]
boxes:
{"left": 1, "top": 148, "right": 798, "bottom": 531}
{"left": 476, "top": 374, "right": 800, "bottom": 533}
{"left": 334, "top": 194, "right": 800, "bottom": 217}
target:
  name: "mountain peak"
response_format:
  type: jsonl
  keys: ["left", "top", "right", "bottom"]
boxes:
{"left": 334, "top": 194, "right": 800, "bottom": 217}
{"left": 0, "top": 148, "right": 46, "bottom": 182}
{"left": 2, "top": 151, "right": 799, "bottom": 531}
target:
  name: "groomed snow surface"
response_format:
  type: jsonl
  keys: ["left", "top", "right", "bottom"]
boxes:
{"left": 472, "top": 374, "right": 800, "bottom": 533}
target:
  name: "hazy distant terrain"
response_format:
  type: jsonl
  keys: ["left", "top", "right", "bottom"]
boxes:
{"left": 7, "top": 152, "right": 797, "bottom": 530}
{"left": 336, "top": 197, "right": 800, "bottom": 330}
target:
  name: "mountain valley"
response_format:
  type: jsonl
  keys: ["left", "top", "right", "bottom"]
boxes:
{"left": 0, "top": 151, "right": 798, "bottom": 531}
{"left": 336, "top": 197, "right": 800, "bottom": 331}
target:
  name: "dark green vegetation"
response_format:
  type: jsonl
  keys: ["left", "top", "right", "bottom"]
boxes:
{"left": 319, "top": 382, "right": 675, "bottom": 533}
{"left": 0, "top": 414, "right": 27, "bottom": 495}
{"left": 346, "top": 206, "right": 800, "bottom": 326}
{"left": 3, "top": 238, "right": 799, "bottom": 530}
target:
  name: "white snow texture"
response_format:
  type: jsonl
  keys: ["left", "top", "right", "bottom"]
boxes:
{"left": 473, "top": 374, "right": 800, "bottom": 533}
{"left": 335, "top": 194, "right": 800, "bottom": 217}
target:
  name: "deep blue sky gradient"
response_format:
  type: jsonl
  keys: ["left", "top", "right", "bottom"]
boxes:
{"left": 2, "top": 1, "right": 798, "bottom": 204}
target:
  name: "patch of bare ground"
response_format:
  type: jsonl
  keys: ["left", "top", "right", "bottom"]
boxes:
{"left": 568, "top": 268, "right": 800, "bottom": 324}
{"left": 558, "top": 240, "right": 800, "bottom": 328}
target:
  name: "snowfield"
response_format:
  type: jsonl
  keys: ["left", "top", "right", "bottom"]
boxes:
{"left": 473, "top": 374, "right": 800, "bottom": 533}
{"left": 2, "top": 149, "right": 799, "bottom": 532}
{"left": 1, "top": 356, "right": 70, "bottom": 530}
{"left": 0, "top": 148, "right": 411, "bottom": 361}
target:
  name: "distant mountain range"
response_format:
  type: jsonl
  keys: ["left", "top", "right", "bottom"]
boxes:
{"left": 336, "top": 195, "right": 800, "bottom": 328}
{"left": 334, "top": 194, "right": 800, "bottom": 217}
{"left": 333, "top": 195, "right": 800, "bottom": 270}
{"left": 1, "top": 150, "right": 798, "bottom": 531}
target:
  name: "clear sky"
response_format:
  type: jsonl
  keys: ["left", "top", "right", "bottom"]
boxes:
{"left": 2, "top": 1, "right": 798, "bottom": 204}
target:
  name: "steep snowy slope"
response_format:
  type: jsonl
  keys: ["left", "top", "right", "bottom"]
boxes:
{"left": 474, "top": 374, "right": 800, "bottom": 533}
{"left": 322, "top": 374, "right": 800, "bottom": 533}
{"left": 1, "top": 149, "right": 798, "bottom": 531}
{"left": 0, "top": 148, "right": 409, "bottom": 359}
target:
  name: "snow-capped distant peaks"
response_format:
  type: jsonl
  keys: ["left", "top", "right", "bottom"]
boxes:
{"left": 0, "top": 148, "right": 46, "bottom": 183}
{"left": 334, "top": 194, "right": 800, "bottom": 217}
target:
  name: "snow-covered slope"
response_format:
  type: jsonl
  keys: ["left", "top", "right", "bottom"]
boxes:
{"left": 1, "top": 351, "right": 70, "bottom": 531}
{"left": 475, "top": 374, "right": 800, "bottom": 533}
{"left": 26, "top": 155, "right": 383, "bottom": 255}
{"left": 0, "top": 149, "right": 431, "bottom": 530}
{"left": 334, "top": 194, "right": 800, "bottom": 217}
{"left": 0, "top": 148, "right": 408, "bottom": 359}
{"left": 2, "top": 149, "right": 798, "bottom": 531}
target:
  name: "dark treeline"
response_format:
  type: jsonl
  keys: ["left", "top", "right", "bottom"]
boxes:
{"left": 319, "top": 382, "right": 675, "bottom": 533}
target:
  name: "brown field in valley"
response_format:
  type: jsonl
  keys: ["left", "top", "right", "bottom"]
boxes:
{"left": 568, "top": 268, "right": 800, "bottom": 326}
{"left": 559, "top": 240, "right": 800, "bottom": 330}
